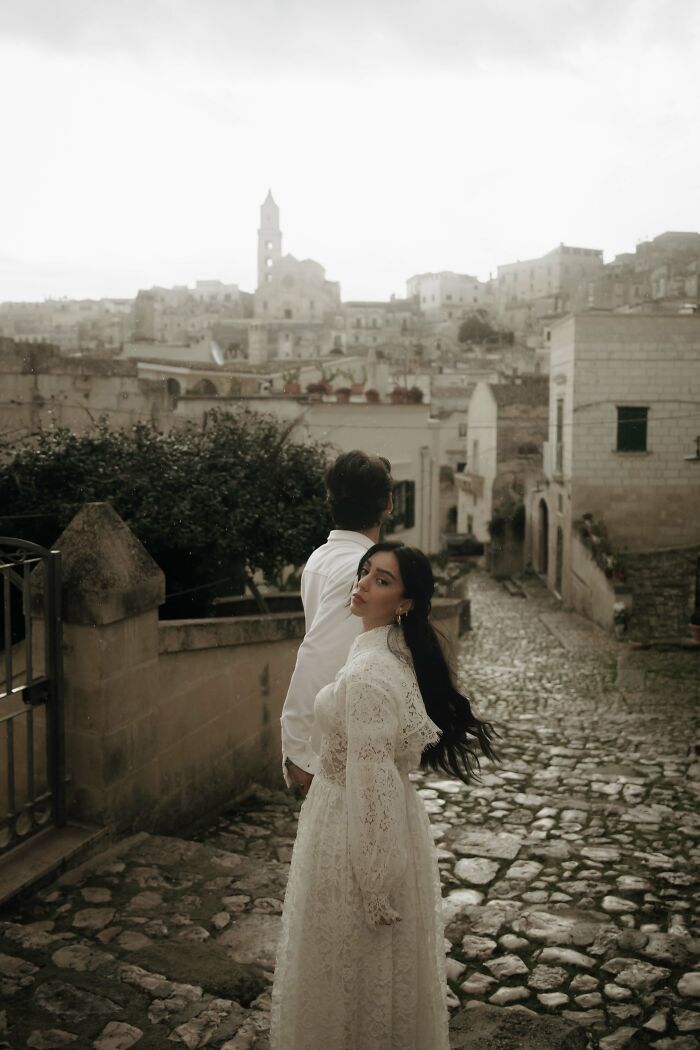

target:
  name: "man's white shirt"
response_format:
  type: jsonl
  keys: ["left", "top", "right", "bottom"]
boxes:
{"left": 280, "top": 529, "right": 373, "bottom": 787}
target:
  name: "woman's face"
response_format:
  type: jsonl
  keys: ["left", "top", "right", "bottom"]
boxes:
{"left": 350, "top": 550, "right": 412, "bottom": 630}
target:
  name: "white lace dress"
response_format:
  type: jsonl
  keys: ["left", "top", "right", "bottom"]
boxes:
{"left": 270, "top": 625, "right": 450, "bottom": 1050}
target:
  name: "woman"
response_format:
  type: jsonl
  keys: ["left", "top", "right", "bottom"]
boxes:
{"left": 269, "top": 542, "right": 496, "bottom": 1050}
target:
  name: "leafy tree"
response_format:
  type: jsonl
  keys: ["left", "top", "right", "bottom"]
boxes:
{"left": 457, "top": 310, "right": 516, "bottom": 346}
{"left": 457, "top": 311, "right": 499, "bottom": 344}
{"left": 0, "top": 410, "right": 331, "bottom": 616}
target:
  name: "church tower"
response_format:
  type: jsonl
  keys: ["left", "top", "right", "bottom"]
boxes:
{"left": 257, "top": 190, "right": 282, "bottom": 290}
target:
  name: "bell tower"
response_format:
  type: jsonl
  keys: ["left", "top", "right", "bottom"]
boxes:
{"left": 257, "top": 190, "right": 282, "bottom": 290}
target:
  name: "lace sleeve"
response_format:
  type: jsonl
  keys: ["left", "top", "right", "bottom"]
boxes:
{"left": 345, "top": 657, "right": 408, "bottom": 929}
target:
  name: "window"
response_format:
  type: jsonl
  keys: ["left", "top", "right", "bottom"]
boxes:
{"left": 284, "top": 308, "right": 292, "bottom": 319}
{"left": 555, "top": 398, "right": 564, "bottom": 473}
{"left": 467, "top": 514, "right": 474, "bottom": 533}
{"left": 617, "top": 406, "right": 648, "bottom": 452}
{"left": 385, "top": 481, "right": 416, "bottom": 534}
{"left": 472, "top": 439, "right": 480, "bottom": 473}
{"left": 458, "top": 423, "right": 467, "bottom": 437}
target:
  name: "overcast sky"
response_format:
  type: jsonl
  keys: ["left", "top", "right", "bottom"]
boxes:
{"left": 1, "top": 0, "right": 699, "bottom": 302}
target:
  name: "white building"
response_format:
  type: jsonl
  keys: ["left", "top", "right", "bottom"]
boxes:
{"left": 528, "top": 312, "right": 700, "bottom": 636}
{"left": 406, "top": 272, "right": 486, "bottom": 322}
{"left": 174, "top": 396, "right": 445, "bottom": 554}
{"left": 456, "top": 378, "right": 548, "bottom": 542}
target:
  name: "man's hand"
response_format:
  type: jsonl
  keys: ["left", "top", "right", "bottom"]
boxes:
{"left": 285, "top": 759, "right": 314, "bottom": 799}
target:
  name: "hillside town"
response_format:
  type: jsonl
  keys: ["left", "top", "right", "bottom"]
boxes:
{"left": 1, "top": 192, "right": 699, "bottom": 1050}
{"left": 2, "top": 193, "right": 699, "bottom": 644}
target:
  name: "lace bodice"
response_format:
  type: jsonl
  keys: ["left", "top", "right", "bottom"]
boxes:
{"left": 312, "top": 624, "right": 441, "bottom": 926}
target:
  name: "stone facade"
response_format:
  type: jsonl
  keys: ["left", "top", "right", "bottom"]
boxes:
{"left": 31, "top": 503, "right": 305, "bottom": 832}
{"left": 532, "top": 312, "right": 700, "bottom": 634}
{"left": 455, "top": 377, "right": 548, "bottom": 543}
{"left": 622, "top": 545, "right": 700, "bottom": 641}
{"left": 406, "top": 271, "right": 487, "bottom": 320}
{"left": 27, "top": 504, "right": 465, "bottom": 834}
{"left": 0, "top": 340, "right": 172, "bottom": 436}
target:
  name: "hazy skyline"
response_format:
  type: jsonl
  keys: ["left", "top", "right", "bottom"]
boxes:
{"left": 1, "top": 0, "right": 699, "bottom": 302}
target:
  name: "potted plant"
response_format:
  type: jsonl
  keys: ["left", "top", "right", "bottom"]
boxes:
{"left": 365, "top": 388, "right": 380, "bottom": 404}
{"left": 335, "top": 387, "right": 352, "bottom": 403}
{"left": 283, "top": 381, "right": 301, "bottom": 395}
{"left": 390, "top": 386, "right": 407, "bottom": 404}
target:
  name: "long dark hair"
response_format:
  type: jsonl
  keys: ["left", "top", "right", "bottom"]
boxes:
{"left": 357, "top": 541, "right": 498, "bottom": 783}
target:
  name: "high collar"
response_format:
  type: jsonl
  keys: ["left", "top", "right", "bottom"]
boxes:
{"left": 350, "top": 623, "right": 396, "bottom": 657}
{"left": 327, "top": 530, "right": 375, "bottom": 549}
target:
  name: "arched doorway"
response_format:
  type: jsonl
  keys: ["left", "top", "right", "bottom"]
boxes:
{"left": 538, "top": 499, "right": 549, "bottom": 576}
{"left": 191, "top": 378, "right": 217, "bottom": 396}
{"left": 555, "top": 526, "right": 564, "bottom": 597}
{"left": 166, "top": 378, "right": 181, "bottom": 399}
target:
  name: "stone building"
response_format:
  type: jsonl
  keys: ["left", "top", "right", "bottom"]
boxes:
{"left": 495, "top": 244, "right": 604, "bottom": 339}
{"left": 172, "top": 392, "right": 445, "bottom": 554}
{"left": 249, "top": 192, "right": 343, "bottom": 361}
{"left": 339, "top": 298, "right": 421, "bottom": 353}
{"left": 527, "top": 312, "right": 700, "bottom": 638}
{"left": 455, "top": 376, "right": 549, "bottom": 549}
{"left": 406, "top": 272, "right": 487, "bottom": 321}
{"left": 586, "top": 231, "right": 700, "bottom": 313}
{"left": 253, "top": 192, "right": 340, "bottom": 323}
{"left": 132, "top": 283, "right": 249, "bottom": 347}
{"left": 0, "top": 298, "right": 132, "bottom": 352}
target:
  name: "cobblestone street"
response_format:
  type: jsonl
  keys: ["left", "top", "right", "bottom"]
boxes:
{"left": 1, "top": 571, "right": 698, "bottom": 1049}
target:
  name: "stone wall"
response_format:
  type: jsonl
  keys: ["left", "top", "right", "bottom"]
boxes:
{"left": 0, "top": 341, "right": 171, "bottom": 436}
{"left": 622, "top": 545, "right": 700, "bottom": 641}
{"left": 569, "top": 531, "right": 623, "bottom": 632}
{"left": 33, "top": 503, "right": 466, "bottom": 834}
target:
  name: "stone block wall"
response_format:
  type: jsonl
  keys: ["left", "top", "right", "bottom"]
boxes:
{"left": 569, "top": 532, "right": 621, "bottom": 632}
{"left": 565, "top": 314, "right": 700, "bottom": 550}
{"left": 622, "top": 545, "right": 700, "bottom": 641}
{"left": 37, "top": 503, "right": 466, "bottom": 835}
{"left": 153, "top": 616, "right": 304, "bottom": 830}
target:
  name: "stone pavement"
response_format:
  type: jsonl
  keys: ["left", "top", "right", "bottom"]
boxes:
{"left": 0, "top": 571, "right": 698, "bottom": 1049}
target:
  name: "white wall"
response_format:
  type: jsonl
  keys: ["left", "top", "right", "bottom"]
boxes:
{"left": 456, "top": 382, "right": 497, "bottom": 541}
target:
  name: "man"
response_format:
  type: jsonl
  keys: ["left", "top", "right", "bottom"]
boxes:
{"left": 281, "top": 450, "right": 393, "bottom": 797}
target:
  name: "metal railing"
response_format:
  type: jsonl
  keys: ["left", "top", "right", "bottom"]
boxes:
{"left": 0, "top": 538, "right": 65, "bottom": 855}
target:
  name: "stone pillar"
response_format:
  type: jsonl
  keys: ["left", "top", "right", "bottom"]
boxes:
{"left": 38, "top": 502, "right": 165, "bottom": 830}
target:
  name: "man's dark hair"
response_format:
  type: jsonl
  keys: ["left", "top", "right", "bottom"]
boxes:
{"left": 325, "top": 450, "right": 392, "bottom": 531}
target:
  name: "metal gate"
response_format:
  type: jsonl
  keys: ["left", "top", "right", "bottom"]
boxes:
{"left": 0, "top": 538, "right": 65, "bottom": 855}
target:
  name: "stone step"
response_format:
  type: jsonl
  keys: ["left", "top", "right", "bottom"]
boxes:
{"left": 0, "top": 823, "right": 107, "bottom": 906}
{"left": 502, "top": 577, "right": 527, "bottom": 598}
